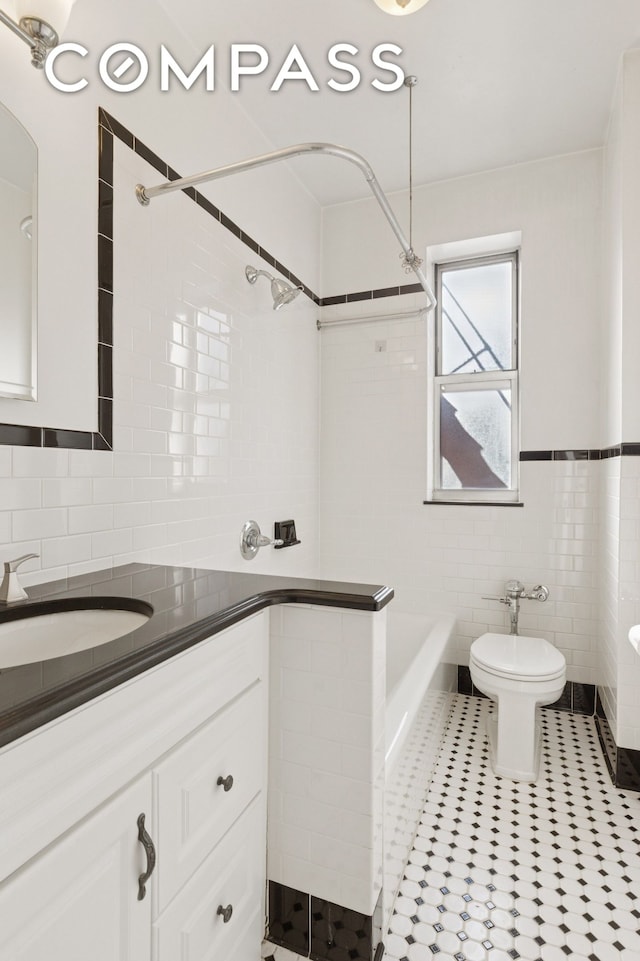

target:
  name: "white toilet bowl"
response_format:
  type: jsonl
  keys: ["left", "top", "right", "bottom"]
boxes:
{"left": 469, "top": 632, "right": 566, "bottom": 782}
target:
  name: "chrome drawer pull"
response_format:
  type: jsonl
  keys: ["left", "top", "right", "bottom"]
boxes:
{"left": 217, "top": 774, "right": 234, "bottom": 792}
{"left": 136, "top": 813, "right": 157, "bottom": 901}
{"left": 217, "top": 903, "right": 233, "bottom": 924}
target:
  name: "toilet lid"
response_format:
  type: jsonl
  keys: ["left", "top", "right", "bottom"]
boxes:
{"left": 471, "top": 633, "right": 566, "bottom": 681}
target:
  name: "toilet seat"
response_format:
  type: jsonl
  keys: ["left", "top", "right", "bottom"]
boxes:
{"left": 470, "top": 632, "right": 565, "bottom": 683}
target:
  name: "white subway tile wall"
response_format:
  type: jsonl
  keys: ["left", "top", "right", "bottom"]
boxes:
{"left": 268, "top": 604, "right": 386, "bottom": 916}
{"left": 319, "top": 314, "right": 600, "bottom": 685}
{"left": 0, "top": 142, "right": 320, "bottom": 585}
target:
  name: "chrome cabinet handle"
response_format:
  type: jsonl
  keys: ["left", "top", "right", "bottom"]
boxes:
{"left": 217, "top": 904, "right": 233, "bottom": 923}
{"left": 136, "top": 813, "right": 156, "bottom": 901}
{"left": 217, "top": 774, "right": 234, "bottom": 792}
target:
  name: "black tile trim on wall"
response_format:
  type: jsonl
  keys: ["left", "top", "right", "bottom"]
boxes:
{"left": 520, "top": 444, "right": 640, "bottom": 461}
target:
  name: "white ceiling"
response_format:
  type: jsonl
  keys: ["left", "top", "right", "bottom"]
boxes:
{"left": 159, "top": 0, "right": 640, "bottom": 206}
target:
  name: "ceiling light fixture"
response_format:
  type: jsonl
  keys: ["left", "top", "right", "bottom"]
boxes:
{"left": 400, "top": 74, "right": 423, "bottom": 275}
{"left": 0, "top": 0, "right": 76, "bottom": 68}
{"left": 373, "top": 0, "right": 431, "bottom": 15}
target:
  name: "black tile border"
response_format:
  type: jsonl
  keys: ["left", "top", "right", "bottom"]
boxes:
{"left": 457, "top": 668, "right": 596, "bottom": 718}
{"left": 267, "top": 880, "right": 310, "bottom": 957}
{"left": 267, "top": 880, "right": 381, "bottom": 961}
{"left": 310, "top": 894, "right": 376, "bottom": 961}
{"left": 520, "top": 445, "right": 640, "bottom": 461}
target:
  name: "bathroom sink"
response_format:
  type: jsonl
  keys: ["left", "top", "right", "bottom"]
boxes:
{"left": 0, "top": 600, "right": 153, "bottom": 668}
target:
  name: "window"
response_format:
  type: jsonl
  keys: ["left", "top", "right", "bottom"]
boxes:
{"left": 429, "top": 250, "right": 520, "bottom": 503}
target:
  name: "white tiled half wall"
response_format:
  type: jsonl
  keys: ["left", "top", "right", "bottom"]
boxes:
{"left": 599, "top": 454, "right": 640, "bottom": 750}
{"left": 268, "top": 604, "right": 386, "bottom": 916}
{"left": 0, "top": 139, "right": 321, "bottom": 586}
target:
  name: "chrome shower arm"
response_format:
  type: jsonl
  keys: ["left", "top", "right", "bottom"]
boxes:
{"left": 135, "top": 142, "right": 436, "bottom": 310}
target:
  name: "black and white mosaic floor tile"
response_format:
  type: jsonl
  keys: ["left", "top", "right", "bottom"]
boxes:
{"left": 263, "top": 694, "right": 640, "bottom": 961}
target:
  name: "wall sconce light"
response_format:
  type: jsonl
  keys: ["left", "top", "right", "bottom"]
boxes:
{"left": 0, "top": 0, "right": 76, "bottom": 68}
{"left": 373, "top": 0, "right": 431, "bottom": 14}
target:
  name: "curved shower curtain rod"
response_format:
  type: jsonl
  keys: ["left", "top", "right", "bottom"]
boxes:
{"left": 135, "top": 142, "right": 436, "bottom": 311}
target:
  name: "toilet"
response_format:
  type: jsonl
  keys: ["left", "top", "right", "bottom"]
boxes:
{"left": 469, "top": 632, "right": 566, "bottom": 782}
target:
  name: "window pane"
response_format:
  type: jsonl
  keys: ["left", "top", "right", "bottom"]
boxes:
{"left": 440, "top": 260, "right": 513, "bottom": 375}
{"left": 440, "top": 388, "right": 512, "bottom": 489}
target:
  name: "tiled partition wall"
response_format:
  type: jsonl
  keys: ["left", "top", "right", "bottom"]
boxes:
{"left": 0, "top": 117, "right": 321, "bottom": 582}
{"left": 268, "top": 603, "right": 386, "bottom": 960}
{"left": 597, "top": 455, "right": 640, "bottom": 784}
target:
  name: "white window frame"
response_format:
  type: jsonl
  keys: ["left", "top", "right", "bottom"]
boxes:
{"left": 428, "top": 249, "right": 520, "bottom": 505}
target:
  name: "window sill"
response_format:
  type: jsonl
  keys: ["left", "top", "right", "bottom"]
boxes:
{"left": 423, "top": 500, "right": 524, "bottom": 507}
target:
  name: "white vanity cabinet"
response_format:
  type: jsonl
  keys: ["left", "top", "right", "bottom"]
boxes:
{"left": 0, "top": 774, "right": 154, "bottom": 961}
{"left": 0, "top": 611, "right": 269, "bottom": 961}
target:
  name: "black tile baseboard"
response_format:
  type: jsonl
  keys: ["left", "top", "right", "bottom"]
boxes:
{"left": 267, "top": 881, "right": 382, "bottom": 961}
{"left": 457, "top": 668, "right": 595, "bottom": 717}
{"left": 310, "top": 895, "right": 377, "bottom": 961}
{"left": 267, "top": 881, "right": 310, "bottom": 956}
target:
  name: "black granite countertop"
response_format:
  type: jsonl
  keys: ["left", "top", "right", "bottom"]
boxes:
{"left": 0, "top": 563, "right": 393, "bottom": 748}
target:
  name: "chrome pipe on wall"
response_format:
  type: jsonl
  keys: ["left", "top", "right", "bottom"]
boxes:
{"left": 135, "top": 142, "right": 436, "bottom": 311}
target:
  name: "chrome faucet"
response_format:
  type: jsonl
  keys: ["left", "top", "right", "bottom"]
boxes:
{"left": 482, "top": 579, "right": 549, "bottom": 635}
{"left": 0, "top": 553, "right": 39, "bottom": 605}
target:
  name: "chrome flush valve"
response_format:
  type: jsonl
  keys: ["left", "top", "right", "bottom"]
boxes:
{"left": 482, "top": 579, "right": 549, "bottom": 635}
{"left": 239, "top": 521, "right": 284, "bottom": 561}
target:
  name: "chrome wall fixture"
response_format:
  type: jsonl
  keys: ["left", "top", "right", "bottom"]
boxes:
{"left": 0, "top": 0, "right": 76, "bottom": 68}
{"left": 401, "top": 75, "right": 423, "bottom": 276}
{"left": 245, "top": 265, "right": 302, "bottom": 311}
{"left": 239, "top": 520, "right": 284, "bottom": 560}
{"left": 135, "top": 142, "right": 437, "bottom": 310}
{"left": 482, "top": 579, "right": 550, "bottom": 636}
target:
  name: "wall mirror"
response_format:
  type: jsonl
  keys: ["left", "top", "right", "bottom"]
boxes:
{"left": 0, "top": 100, "right": 37, "bottom": 401}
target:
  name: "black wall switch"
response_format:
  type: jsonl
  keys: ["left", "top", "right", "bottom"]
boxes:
{"left": 274, "top": 519, "right": 301, "bottom": 549}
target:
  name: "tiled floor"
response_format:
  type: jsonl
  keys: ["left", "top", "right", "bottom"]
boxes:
{"left": 264, "top": 693, "right": 640, "bottom": 961}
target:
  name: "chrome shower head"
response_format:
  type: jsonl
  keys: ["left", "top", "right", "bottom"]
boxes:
{"left": 245, "top": 265, "right": 303, "bottom": 310}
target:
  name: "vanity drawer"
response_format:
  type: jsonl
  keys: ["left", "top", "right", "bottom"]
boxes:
{"left": 154, "top": 681, "right": 265, "bottom": 913}
{"left": 154, "top": 794, "right": 265, "bottom": 961}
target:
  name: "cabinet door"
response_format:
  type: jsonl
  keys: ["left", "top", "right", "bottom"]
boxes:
{"left": 0, "top": 775, "right": 154, "bottom": 961}
{"left": 154, "top": 794, "right": 265, "bottom": 961}
{"left": 154, "top": 681, "right": 265, "bottom": 913}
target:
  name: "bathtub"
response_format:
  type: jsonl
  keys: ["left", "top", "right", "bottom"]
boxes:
{"left": 383, "top": 610, "right": 457, "bottom": 934}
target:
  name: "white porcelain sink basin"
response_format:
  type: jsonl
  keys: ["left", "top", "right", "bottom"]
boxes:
{"left": 0, "top": 605, "right": 152, "bottom": 668}
{"left": 629, "top": 625, "right": 640, "bottom": 655}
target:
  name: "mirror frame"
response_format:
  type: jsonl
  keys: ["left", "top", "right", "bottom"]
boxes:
{"left": 0, "top": 109, "right": 114, "bottom": 451}
{"left": 0, "top": 103, "right": 38, "bottom": 403}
